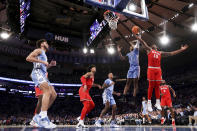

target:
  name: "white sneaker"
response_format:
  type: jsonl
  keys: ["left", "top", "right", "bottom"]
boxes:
{"left": 95, "top": 120, "right": 102, "bottom": 127}
{"left": 155, "top": 104, "right": 162, "bottom": 110}
{"left": 76, "top": 120, "right": 88, "bottom": 129}
{"left": 30, "top": 119, "right": 39, "bottom": 127}
{"left": 155, "top": 99, "right": 162, "bottom": 110}
{"left": 147, "top": 102, "right": 153, "bottom": 112}
{"left": 110, "top": 121, "right": 120, "bottom": 128}
{"left": 49, "top": 122, "right": 57, "bottom": 128}
{"left": 35, "top": 115, "right": 56, "bottom": 129}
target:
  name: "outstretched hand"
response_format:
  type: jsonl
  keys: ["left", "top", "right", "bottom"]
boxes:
{"left": 49, "top": 60, "right": 56, "bottom": 67}
{"left": 181, "top": 45, "right": 188, "bottom": 51}
{"left": 116, "top": 93, "right": 121, "bottom": 96}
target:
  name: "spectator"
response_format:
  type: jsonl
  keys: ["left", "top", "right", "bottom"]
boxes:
{"left": 188, "top": 104, "right": 197, "bottom": 126}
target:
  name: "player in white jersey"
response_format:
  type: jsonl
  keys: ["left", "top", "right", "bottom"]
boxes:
{"left": 95, "top": 73, "right": 121, "bottom": 128}
{"left": 117, "top": 38, "right": 140, "bottom": 104}
{"left": 141, "top": 97, "right": 151, "bottom": 124}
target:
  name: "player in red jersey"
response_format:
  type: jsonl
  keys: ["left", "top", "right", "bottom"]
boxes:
{"left": 160, "top": 80, "right": 176, "bottom": 126}
{"left": 134, "top": 34, "right": 188, "bottom": 112}
{"left": 30, "top": 86, "right": 43, "bottom": 127}
{"left": 76, "top": 65, "right": 102, "bottom": 128}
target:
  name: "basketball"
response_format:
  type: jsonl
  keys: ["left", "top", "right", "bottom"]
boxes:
{"left": 132, "top": 26, "right": 140, "bottom": 34}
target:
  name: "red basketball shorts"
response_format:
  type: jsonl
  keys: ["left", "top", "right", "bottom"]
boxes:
{"left": 147, "top": 67, "right": 162, "bottom": 81}
{"left": 35, "top": 87, "right": 43, "bottom": 98}
{"left": 79, "top": 87, "right": 92, "bottom": 101}
{"left": 161, "top": 97, "right": 172, "bottom": 107}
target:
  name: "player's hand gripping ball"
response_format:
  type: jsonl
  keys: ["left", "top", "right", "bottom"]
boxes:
{"left": 132, "top": 26, "right": 140, "bottom": 35}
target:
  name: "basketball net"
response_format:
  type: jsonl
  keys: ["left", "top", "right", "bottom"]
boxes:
{"left": 104, "top": 10, "right": 119, "bottom": 30}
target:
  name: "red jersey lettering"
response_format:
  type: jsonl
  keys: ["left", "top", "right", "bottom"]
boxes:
{"left": 160, "top": 85, "right": 171, "bottom": 98}
{"left": 148, "top": 50, "right": 161, "bottom": 67}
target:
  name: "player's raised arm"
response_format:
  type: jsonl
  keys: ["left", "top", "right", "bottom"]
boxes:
{"left": 133, "top": 34, "right": 151, "bottom": 53}
{"left": 169, "top": 86, "right": 176, "bottom": 98}
{"left": 161, "top": 45, "right": 188, "bottom": 57}
{"left": 117, "top": 45, "right": 127, "bottom": 60}
{"left": 26, "top": 49, "right": 48, "bottom": 66}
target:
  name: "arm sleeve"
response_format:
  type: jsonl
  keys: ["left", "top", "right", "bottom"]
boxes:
{"left": 80, "top": 76, "right": 87, "bottom": 85}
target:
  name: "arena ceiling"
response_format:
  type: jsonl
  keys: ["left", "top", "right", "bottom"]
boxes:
{"left": 0, "top": 0, "right": 197, "bottom": 51}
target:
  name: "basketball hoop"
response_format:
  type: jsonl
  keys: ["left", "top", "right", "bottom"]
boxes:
{"left": 104, "top": 10, "right": 119, "bottom": 30}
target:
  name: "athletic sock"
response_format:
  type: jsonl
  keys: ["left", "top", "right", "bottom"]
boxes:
{"left": 98, "top": 117, "right": 102, "bottom": 121}
{"left": 143, "top": 118, "right": 145, "bottom": 123}
{"left": 39, "top": 111, "right": 47, "bottom": 118}
{"left": 156, "top": 99, "right": 160, "bottom": 104}
{"left": 79, "top": 120, "right": 84, "bottom": 125}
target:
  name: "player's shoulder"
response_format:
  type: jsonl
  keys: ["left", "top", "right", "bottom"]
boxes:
{"left": 34, "top": 48, "right": 42, "bottom": 53}
{"left": 105, "top": 78, "right": 111, "bottom": 82}
{"left": 167, "top": 85, "right": 171, "bottom": 88}
{"left": 105, "top": 79, "right": 111, "bottom": 84}
{"left": 86, "top": 72, "right": 93, "bottom": 77}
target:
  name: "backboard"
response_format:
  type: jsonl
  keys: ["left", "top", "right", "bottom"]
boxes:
{"left": 84, "top": 0, "right": 149, "bottom": 21}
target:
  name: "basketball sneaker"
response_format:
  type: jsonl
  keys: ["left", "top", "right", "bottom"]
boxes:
{"left": 147, "top": 102, "right": 153, "bottom": 112}
{"left": 155, "top": 99, "right": 162, "bottom": 110}
{"left": 76, "top": 120, "right": 88, "bottom": 129}
{"left": 161, "top": 117, "right": 165, "bottom": 125}
{"left": 30, "top": 119, "right": 39, "bottom": 127}
{"left": 95, "top": 119, "right": 102, "bottom": 127}
{"left": 172, "top": 119, "right": 175, "bottom": 126}
{"left": 34, "top": 115, "right": 56, "bottom": 129}
{"left": 110, "top": 120, "right": 120, "bottom": 128}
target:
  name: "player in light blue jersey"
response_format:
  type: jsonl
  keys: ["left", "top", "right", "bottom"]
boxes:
{"left": 95, "top": 73, "right": 121, "bottom": 128}
{"left": 26, "top": 39, "right": 57, "bottom": 129}
{"left": 117, "top": 39, "right": 140, "bottom": 104}
{"left": 141, "top": 97, "right": 151, "bottom": 124}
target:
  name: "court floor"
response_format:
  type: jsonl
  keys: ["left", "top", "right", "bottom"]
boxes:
{"left": 0, "top": 125, "right": 197, "bottom": 131}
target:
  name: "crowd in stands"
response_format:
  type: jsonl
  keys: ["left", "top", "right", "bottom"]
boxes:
{"left": 0, "top": 43, "right": 197, "bottom": 126}
{"left": 0, "top": 80, "right": 196, "bottom": 126}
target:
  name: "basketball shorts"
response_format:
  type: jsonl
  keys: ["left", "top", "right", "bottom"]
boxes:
{"left": 35, "top": 86, "right": 43, "bottom": 98}
{"left": 161, "top": 97, "right": 172, "bottom": 107}
{"left": 142, "top": 109, "right": 148, "bottom": 115}
{"left": 31, "top": 69, "right": 50, "bottom": 87}
{"left": 79, "top": 87, "right": 92, "bottom": 101}
{"left": 127, "top": 66, "right": 140, "bottom": 79}
{"left": 102, "top": 92, "right": 116, "bottom": 105}
{"left": 147, "top": 68, "right": 162, "bottom": 81}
